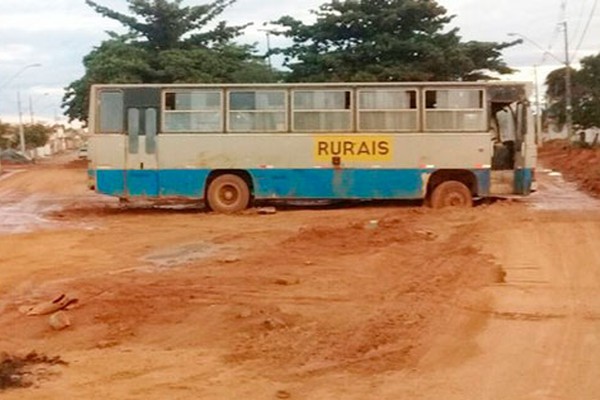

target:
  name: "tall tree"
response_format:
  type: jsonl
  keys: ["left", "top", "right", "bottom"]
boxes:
{"left": 573, "top": 54, "right": 600, "bottom": 130}
{"left": 544, "top": 56, "right": 600, "bottom": 131}
{"left": 0, "top": 122, "right": 52, "bottom": 149}
{"left": 23, "top": 124, "right": 53, "bottom": 149}
{"left": 63, "top": 0, "right": 274, "bottom": 123}
{"left": 0, "top": 121, "right": 16, "bottom": 149}
{"left": 272, "top": 0, "right": 517, "bottom": 82}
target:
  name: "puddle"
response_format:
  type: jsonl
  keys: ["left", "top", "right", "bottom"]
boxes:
{"left": 0, "top": 192, "right": 63, "bottom": 234}
{"left": 0, "top": 187, "right": 110, "bottom": 234}
{"left": 524, "top": 169, "right": 600, "bottom": 211}
{"left": 142, "top": 242, "right": 222, "bottom": 268}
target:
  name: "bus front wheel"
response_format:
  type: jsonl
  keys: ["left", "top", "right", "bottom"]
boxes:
{"left": 206, "top": 174, "right": 250, "bottom": 213}
{"left": 429, "top": 180, "right": 473, "bottom": 209}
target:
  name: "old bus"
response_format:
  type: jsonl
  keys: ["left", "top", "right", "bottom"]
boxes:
{"left": 87, "top": 82, "right": 536, "bottom": 213}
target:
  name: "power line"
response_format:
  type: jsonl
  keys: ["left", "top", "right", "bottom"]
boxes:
{"left": 541, "top": 0, "right": 567, "bottom": 64}
{"left": 573, "top": 0, "right": 599, "bottom": 58}
{"left": 570, "top": 0, "right": 589, "bottom": 49}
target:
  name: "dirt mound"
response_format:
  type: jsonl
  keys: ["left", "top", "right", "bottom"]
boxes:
{"left": 0, "top": 149, "right": 32, "bottom": 165}
{"left": 539, "top": 140, "right": 600, "bottom": 197}
{"left": 0, "top": 208, "right": 502, "bottom": 380}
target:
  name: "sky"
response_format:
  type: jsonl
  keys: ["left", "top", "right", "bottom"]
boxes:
{"left": 0, "top": 0, "right": 598, "bottom": 124}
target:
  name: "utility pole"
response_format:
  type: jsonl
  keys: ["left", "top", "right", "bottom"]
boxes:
{"left": 258, "top": 28, "right": 273, "bottom": 73}
{"left": 562, "top": 20, "right": 574, "bottom": 140}
{"left": 533, "top": 65, "right": 543, "bottom": 144}
{"left": 17, "top": 91, "right": 26, "bottom": 155}
{"left": 29, "top": 95, "right": 34, "bottom": 124}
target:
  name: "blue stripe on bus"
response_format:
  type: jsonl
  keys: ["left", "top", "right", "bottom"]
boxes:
{"left": 252, "top": 169, "right": 425, "bottom": 199}
{"left": 94, "top": 168, "right": 493, "bottom": 199}
{"left": 514, "top": 168, "right": 533, "bottom": 195}
{"left": 96, "top": 169, "right": 126, "bottom": 196}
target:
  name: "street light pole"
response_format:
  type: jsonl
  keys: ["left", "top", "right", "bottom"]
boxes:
{"left": 533, "top": 64, "right": 543, "bottom": 143}
{"left": 562, "top": 21, "right": 574, "bottom": 139}
{"left": 0, "top": 63, "right": 42, "bottom": 90}
{"left": 258, "top": 28, "right": 273, "bottom": 73}
{"left": 0, "top": 63, "right": 42, "bottom": 156}
{"left": 17, "top": 91, "right": 26, "bottom": 155}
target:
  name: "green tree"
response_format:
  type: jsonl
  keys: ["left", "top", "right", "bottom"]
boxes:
{"left": 545, "top": 55, "right": 600, "bottom": 131}
{"left": 272, "top": 0, "right": 517, "bottom": 82}
{"left": 544, "top": 67, "right": 577, "bottom": 128}
{"left": 63, "top": 0, "right": 275, "bottom": 123}
{"left": 0, "top": 122, "right": 52, "bottom": 150}
{"left": 24, "top": 124, "right": 53, "bottom": 149}
{"left": 573, "top": 54, "right": 600, "bottom": 130}
{"left": 0, "top": 121, "right": 16, "bottom": 149}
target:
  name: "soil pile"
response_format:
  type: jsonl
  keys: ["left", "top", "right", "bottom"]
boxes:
{"left": 539, "top": 140, "right": 600, "bottom": 197}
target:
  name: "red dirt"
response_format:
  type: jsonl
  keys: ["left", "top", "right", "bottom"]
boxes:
{"left": 4, "top": 152, "right": 600, "bottom": 399}
{"left": 538, "top": 140, "right": 600, "bottom": 197}
{"left": 0, "top": 160, "right": 502, "bottom": 398}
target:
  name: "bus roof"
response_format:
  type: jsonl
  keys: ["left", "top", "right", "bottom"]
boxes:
{"left": 91, "top": 81, "right": 532, "bottom": 90}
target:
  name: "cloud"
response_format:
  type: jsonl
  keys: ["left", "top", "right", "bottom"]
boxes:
{"left": 0, "top": 0, "right": 598, "bottom": 123}
{"left": 0, "top": 44, "right": 35, "bottom": 62}
{"left": 0, "top": 13, "right": 122, "bottom": 33}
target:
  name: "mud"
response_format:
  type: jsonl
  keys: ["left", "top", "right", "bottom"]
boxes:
{"left": 0, "top": 352, "right": 67, "bottom": 390}
{"left": 3, "top": 151, "right": 600, "bottom": 399}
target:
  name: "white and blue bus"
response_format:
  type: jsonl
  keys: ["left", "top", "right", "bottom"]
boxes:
{"left": 87, "top": 81, "right": 536, "bottom": 213}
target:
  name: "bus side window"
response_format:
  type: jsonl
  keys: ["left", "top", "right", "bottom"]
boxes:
{"left": 424, "top": 89, "right": 486, "bottom": 131}
{"left": 163, "top": 90, "right": 222, "bottom": 133}
{"left": 128, "top": 108, "right": 140, "bottom": 154}
{"left": 228, "top": 90, "right": 286, "bottom": 132}
{"left": 358, "top": 89, "right": 418, "bottom": 131}
{"left": 292, "top": 90, "right": 352, "bottom": 131}
{"left": 146, "top": 108, "right": 157, "bottom": 154}
{"left": 98, "top": 91, "right": 124, "bottom": 133}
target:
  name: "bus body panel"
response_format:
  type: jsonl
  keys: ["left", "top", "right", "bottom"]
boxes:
{"left": 91, "top": 167, "right": 491, "bottom": 200}
{"left": 87, "top": 81, "right": 535, "bottom": 204}
{"left": 91, "top": 133, "right": 493, "bottom": 199}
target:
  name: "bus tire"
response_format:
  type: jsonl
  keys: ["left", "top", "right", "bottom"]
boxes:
{"left": 429, "top": 180, "right": 473, "bottom": 209}
{"left": 206, "top": 174, "right": 250, "bottom": 214}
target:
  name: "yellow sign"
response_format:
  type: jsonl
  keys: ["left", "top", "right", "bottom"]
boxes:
{"left": 313, "top": 135, "right": 393, "bottom": 162}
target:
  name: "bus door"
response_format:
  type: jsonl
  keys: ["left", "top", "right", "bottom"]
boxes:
{"left": 124, "top": 88, "right": 161, "bottom": 197}
{"left": 514, "top": 101, "right": 535, "bottom": 194}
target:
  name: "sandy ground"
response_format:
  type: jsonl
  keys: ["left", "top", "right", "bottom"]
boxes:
{"left": 2, "top": 151, "right": 600, "bottom": 399}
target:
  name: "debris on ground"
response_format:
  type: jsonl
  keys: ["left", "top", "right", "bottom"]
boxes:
{"left": 20, "top": 294, "right": 78, "bottom": 316}
{"left": 48, "top": 311, "right": 71, "bottom": 330}
{"left": 219, "top": 255, "right": 240, "bottom": 264}
{"left": 0, "top": 351, "right": 67, "bottom": 390}
{"left": 0, "top": 149, "right": 33, "bottom": 164}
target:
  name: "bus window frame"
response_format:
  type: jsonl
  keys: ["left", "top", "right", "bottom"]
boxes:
{"left": 226, "top": 89, "right": 288, "bottom": 133}
{"left": 96, "top": 89, "right": 125, "bottom": 134}
{"left": 161, "top": 89, "right": 224, "bottom": 133}
{"left": 423, "top": 87, "right": 487, "bottom": 132}
{"left": 356, "top": 88, "right": 419, "bottom": 132}
{"left": 291, "top": 89, "right": 353, "bottom": 132}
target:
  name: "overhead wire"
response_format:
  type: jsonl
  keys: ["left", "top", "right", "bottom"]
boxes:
{"left": 569, "top": 0, "right": 589, "bottom": 49}
{"left": 540, "top": 2, "right": 565, "bottom": 65}
{"left": 573, "top": 0, "right": 599, "bottom": 59}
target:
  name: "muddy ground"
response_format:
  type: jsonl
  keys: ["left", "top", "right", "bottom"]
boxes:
{"left": 2, "top": 149, "right": 600, "bottom": 399}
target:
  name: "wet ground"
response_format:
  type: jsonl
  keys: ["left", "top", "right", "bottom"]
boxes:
{"left": 525, "top": 168, "right": 600, "bottom": 210}
{"left": 3, "top": 150, "right": 600, "bottom": 399}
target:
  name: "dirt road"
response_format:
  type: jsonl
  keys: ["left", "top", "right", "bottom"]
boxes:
{"left": 2, "top": 155, "right": 600, "bottom": 399}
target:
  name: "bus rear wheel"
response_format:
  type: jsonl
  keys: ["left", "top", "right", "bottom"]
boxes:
{"left": 207, "top": 174, "right": 250, "bottom": 214}
{"left": 429, "top": 180, "right": 473, "bottom": 209}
